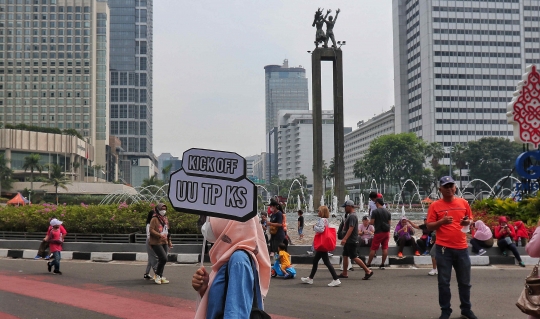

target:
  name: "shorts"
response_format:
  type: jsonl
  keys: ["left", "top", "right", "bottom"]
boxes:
{"left": 298, "top": 227, "right": 303, "bottom": 235}
{"left": 371, "top": 232, "right": 390, "bottom": 250}
{"left": 430, "top": 244, "right": 436, "bottom": 258}
{"left": 342, "top": 243, "right": 358, "bottom": 259}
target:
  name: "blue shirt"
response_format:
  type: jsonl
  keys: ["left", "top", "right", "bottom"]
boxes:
{"left": 206, "top": 250, "right": 264, "bottom": 319}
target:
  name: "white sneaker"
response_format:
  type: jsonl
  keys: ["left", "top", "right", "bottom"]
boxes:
{"left": 301, "top": 277, "right": 313, "bottom": 284}
{"left": 155, "top": 275, "right": 162, "bottom": 284}
{"left": 307, "top": 251, "right": 313, "bottom": 256}
{"left": 161, "top": 277, "right": 169, "bottom": 284}
{"left": 428, "top": 269, "right": 437, "bottom": 276}
{"left": 327, "top": 253, "right": 333, "bottom": 256}
{"left": 478, "top": 249, "right": 487, "bottom": 256}
{"left": 328, "top": 279, "right": 341, "bottom": 287}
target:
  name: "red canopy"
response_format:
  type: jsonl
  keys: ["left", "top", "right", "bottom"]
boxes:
{"left": 422, "top": 197, "right": 434, "bottom": 203}
{"left": 7, "top": 193, "right": 30, "bottom": 206}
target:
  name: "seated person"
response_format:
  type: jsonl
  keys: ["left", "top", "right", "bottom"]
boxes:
{"left": 470, "top": 220, "right": 493, "bottom": 256}
{"left": 494, "top": 216, "right": 525, "bottom": 267}
{"left": 358, "top": 216, "right": 375, "bottom": 247}
{"left": 514, "top": 221, "right": 529, "bottom": 247}
{"left": 415, "top": 216, "right": 433, "bottom": 255}
{"left": 394, "top": 217, "right": 420, "bottom": 257}
{"left": 276, "top": 243, "right": 295, "bottom": 279}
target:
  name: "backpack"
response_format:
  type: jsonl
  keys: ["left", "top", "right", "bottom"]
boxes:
{"left": 337, "top": 214, "right": 346, "bottom": 240}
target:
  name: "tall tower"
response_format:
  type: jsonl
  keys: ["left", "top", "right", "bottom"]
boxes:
{"left": 0, "top": 0, "right": 110, "bottom": 166}
{"left": 264, "top": 60, "right": 308, "bottom": 183}
{"left": 393, "top": 0, "right": 536, "bottom": 155}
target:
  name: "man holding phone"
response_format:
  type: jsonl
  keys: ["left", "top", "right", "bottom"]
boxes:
{"left": 427, "top": 176, "right": 477, "bottom": 319}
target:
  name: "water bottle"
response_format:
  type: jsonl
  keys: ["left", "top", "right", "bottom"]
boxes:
{"left": 461, "top": 216, "right": 470, "bottom": 233}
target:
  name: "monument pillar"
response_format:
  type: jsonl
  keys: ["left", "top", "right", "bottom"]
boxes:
{"left": 311, "top": 48, "right": 345, "bottom": 208}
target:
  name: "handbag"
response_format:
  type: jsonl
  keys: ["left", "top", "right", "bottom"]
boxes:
{"left": 516, "top": 260, "right": 540, "bottom": 315}
{"left": 217, "top": 250, "right": 271, "bottom": 319}
{"left": 313, "top": 220, "right": 337, "bottom": 252}
{"left": 269, "top": 225, "right": 278, "bottom": 235}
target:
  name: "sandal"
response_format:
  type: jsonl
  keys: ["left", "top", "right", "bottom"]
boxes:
{"left": 362, "top": 271, "right": 374, "bottom": 280}
{"left": 337, "top": 273, "right": 348, "bottom": 278}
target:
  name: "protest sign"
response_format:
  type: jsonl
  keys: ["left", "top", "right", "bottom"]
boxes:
{"left": 168, "top": 148, "right": 257, "bottom": 222}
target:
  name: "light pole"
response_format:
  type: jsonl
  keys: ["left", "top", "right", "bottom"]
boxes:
{"left": 448, "top": 146, "right": 453, "bottom": 177}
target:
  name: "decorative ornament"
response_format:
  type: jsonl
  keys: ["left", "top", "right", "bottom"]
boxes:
{"left": 507, "top": 65, "right": 540, "bottom": 147}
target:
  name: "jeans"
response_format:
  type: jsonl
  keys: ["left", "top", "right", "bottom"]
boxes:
{"left": 50, "top": 251, "right": 61, "bottom": 272}
{"left": 151, "top": 244, "right": 168, "bottom": 277}
{"left": 145, "top": 237, "right": 158, "bottom": 275}
{"left": 497, "top": 238, "right": 522, "bottom": 262}
{"left": 436, "top": 246, "right": 471, "bottom": 316}
{"left": 309, "top": 250, "right": 338, "bottom": 280}
{"left": 470, "top": 238, "right": 493, "bottom": 254}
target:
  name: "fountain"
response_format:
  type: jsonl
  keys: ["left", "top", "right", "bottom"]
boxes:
{"left": 99, "top": 184, "right": 167, "bottom": 205}
{"left": 297, "top": 195, "right": 301, "bottom": 211}
{"left": 308, "top": 195, "right": 314, "bottom": 212}
{"left": 320, "top": 195, "right": 324, "bottom": 207}
{"left": 285, "top": 179, "right": 308, "bottom": 213}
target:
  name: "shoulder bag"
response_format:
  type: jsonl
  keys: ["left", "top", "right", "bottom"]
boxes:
{"left": 217, "top": 250, "right": 271, "bottom": 319}
{"left": 516, "top": 260, "right": 540, "bottom": 316}
{"left": 313, "top": 220, "right": 337, "bottom": 252}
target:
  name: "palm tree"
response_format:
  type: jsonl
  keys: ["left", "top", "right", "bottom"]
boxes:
{"left": 425, "top": 142, "right": 445, "bottom": 172}
{"left": 22, "top": 154, "right": 43, "bottom": 203}
{"left": 0, "top": 154, "right": 14, "bottom": 197}
{"left": 161, "top": 163, "right": 173, "bottom": 183}
{"left": 451, "top": 143, "right": 468, "bottom": 189}
{"left": 41, "top": 163, "right": 72, "bottom": 205}
{"left": 141, "top": 175, "right": 164, "bottom": 195}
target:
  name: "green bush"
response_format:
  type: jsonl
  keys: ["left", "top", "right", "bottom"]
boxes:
{"left": 0, "top": 202, "right": 199, "bottom": 234}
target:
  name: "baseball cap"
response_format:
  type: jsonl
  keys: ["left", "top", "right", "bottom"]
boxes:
{"left": 341, "top": 200, "right": 355, "bottom": 207}
{"left": 50, "top": 218, "right": 63, "bottom": 226}
{"left": 377, "top": 193, "right": 383, "bottom": 198}
{"left": 374, "top": 198, "right": 384, "bottom": 206}
{"left": 439, "top": 176, "right": 455, "bottom": 186}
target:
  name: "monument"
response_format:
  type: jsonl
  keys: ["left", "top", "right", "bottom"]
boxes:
{"left": 310, "top": 8, "right": 345, "bottom": 208}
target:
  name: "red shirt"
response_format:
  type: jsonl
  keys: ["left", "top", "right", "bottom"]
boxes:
{"left": 427, "top": 197, "right": 472, "bottom": 249}
{"left": 47, "top": 228, "right": 65, "bottom": 252}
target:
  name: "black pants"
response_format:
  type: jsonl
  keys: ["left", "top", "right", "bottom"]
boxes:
{"left": 497, "top": 238, "right": 522, "bottom": 262}
{"left": 37, "top": 240, "right": 49, "bottom": 257}
{"left": 151, "top": 244, "right": 168, "bottom": 277}
{"left": 309, "top": 250, "right": 338, "bottom": 280}
{"left": 416, "top": 238, "right": 429, "bottom": 252}
{"left": 398, "top": 238, "right": 418, "bottom": 253}
{"left": 470, "top": 238, "right": 493, "bottom": 253}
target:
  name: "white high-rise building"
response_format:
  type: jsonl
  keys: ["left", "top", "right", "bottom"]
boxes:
{"left": 277, "top": 110, "right": 334, "bottom": 186}
{"left": 392, "top": 0, "right": 539, "bottom": 156}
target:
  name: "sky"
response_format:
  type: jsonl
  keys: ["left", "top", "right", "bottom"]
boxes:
{"left": 153, "top": 1, "right": 394, "bottom": 159}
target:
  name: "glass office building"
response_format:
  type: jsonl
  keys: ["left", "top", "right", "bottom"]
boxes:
{"left": 108, "top": 0, "right": 152, "bottom": 161}
{"left": 0, "top": 0, "right": 110, "bottom": 165}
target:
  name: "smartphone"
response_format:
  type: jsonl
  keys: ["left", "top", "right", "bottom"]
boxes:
{"left": 462, "top": 215, "right": 469, "bottom": 221}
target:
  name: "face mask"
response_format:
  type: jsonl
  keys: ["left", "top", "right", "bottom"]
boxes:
{"left": 159, "top": 210, "right": 166, "bottom": 216}
{"left": 201, "top": 221, "right": 216, "bottom": 243}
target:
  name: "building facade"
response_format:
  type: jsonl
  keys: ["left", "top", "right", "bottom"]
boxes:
{"left": 0, "top": 0, "right": 110, "bottom": 165}
{"left": 264, "top": 59, "right": 309, "bottom": 183}
{"left": 252, "top": 151, "right": 266, "bottom": 184}
{"left": 392, "top": 0, "right": 538, "bottom": 157}
{"left": 277, "top": 110, "right": 335, "bottom": 186}
{"left": 108, "top": 0, "right": 152, "bottom": 160}
{"left": 344, "top": 108, "right": 395, "bottom": 202}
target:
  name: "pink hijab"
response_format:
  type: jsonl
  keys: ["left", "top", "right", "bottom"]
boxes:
{"left": 474, "top": 220, "right": 493, "bottom": 241}
{"left": 194, "top": 215, "right": 270, "bottom": 319}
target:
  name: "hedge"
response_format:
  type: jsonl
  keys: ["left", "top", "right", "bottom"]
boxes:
{"left": 0, "top": 202, "right": 199, "bottom": 234}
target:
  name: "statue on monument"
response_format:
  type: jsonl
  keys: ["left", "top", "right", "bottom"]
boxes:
{"left": 312, "top": 8, "right": 329, "bottom": 48}
{"left": 323, "top": 8, "right": 340, "bottom": 49}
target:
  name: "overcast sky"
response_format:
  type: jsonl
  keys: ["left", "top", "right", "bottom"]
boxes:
{"left": 153, "top": 1, "right": 394, "bottom": 159}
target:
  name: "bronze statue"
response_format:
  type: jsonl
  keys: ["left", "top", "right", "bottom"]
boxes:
{"left": 312, "top": 8, "right": 329, "bottom": 48}
{"left": 323, "top": 8, "right": 340, "bottom": 49}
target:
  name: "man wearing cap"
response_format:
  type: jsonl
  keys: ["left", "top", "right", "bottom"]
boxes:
{"left": 427, "top": 176, "right": 476, "bottom": 319}
{"left": 267, "top": 199, "right": 285, "bottom": 258}
{"left": 366, "top": 198, "right": 391, "bottom": 269}
{"left": 339, "top": 200, "right": 373, "bottom": 280}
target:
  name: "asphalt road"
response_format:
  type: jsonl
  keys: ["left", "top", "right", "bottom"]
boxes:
{"left": 0, "top": 258, "right": 531, "bottom": 319}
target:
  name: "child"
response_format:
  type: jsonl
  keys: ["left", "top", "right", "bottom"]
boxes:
{"left": 297, "top": 210, "right": 304, "bottom": 240}
{"left": 278, "top": 243, "right": 295, "bottom": 279}
{"left": 260, "top": 212, "right": 269, "bottom": 245}
{"left": 46, "top": 219, "right": 66, "bottom": 275}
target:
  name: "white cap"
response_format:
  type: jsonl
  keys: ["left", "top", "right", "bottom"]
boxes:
{"left": 50, "top": 218, "right": 63, "bottom": 226}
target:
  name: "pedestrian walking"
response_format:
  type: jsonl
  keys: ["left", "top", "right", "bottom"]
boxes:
{"left": 366, "top": 198, "right": 391, "bottom": 269}
{"left": 46, "top": 218, "right": 66, "bottom": 275}
{"left": 191, "top": 215, "right": 271, "bottom": 318}
{"left": 426, "top": 176, "right": 477, "bottom": 319}
{"left": 148, "top": 203, "right": 173, "bottom": 284}
{"left": 301, "top": 206, "right": 341, "bottom": 287}
{"left": 338, "top": 200, "right": 373, "bottom": 280}
{"left": 35, "top": 216, "right": 66, "bottom": 260}
{"left": 143, "top": 207, "right": 158, "bottom": 280}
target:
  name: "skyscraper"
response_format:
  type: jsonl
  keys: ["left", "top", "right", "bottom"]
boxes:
{"left": 108, "top": 0, "right": 152, "bottom": 161}
{"left": 0, "top": 0, "right": 110, "bottom": 166}
{"left": 392, "top": 0, "right": 537, "bottom": 153}
{"left": 264, "top": 59, "right": 308, "bottom": 182}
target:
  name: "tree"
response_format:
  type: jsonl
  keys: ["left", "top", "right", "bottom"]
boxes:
{"left": 141, "top": 175, "right": 164, "bottom": 194}
{"left": 464, "top": 137, "right": 522, "bottom": 188}
{"left": 425, "top": 142, "right": 445, "bottom": 172}
{"left": 41, "top": 163, "right": 72, "bottom": 205}
{"left": 359, "top": 133, "right": 427, "bottom": 192}
{"left": 162, "top": 163, "right": 173, "bottom": 183}
{"left": 0, "top": 154, "right": 14, "bottom": 197}
{"left": 451, "top": 143, "right": 468, "bottom": 188}
{"left": 22, "top": 153, "right": 43, "bottom": 203}
{"left": 92, "top": 164, "right": 104, "bottom": 182}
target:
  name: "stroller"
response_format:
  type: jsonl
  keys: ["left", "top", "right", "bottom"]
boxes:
{"left": 271, "top": 259, "right": 296, "bottom": 279}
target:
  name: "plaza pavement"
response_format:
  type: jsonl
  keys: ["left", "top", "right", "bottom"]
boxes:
{"left": 0, "top": 257, "right": 532, "bottom": 319}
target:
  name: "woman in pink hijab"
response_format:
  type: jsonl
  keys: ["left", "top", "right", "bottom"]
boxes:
{"left": 191, "top": 215, "right": 270, "bottom": 318}
{"left": 469, "top": 220, "right": 493, "bottom": 256}
{"left": 525, "top": 220, "right": 540, "bottom": 319}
